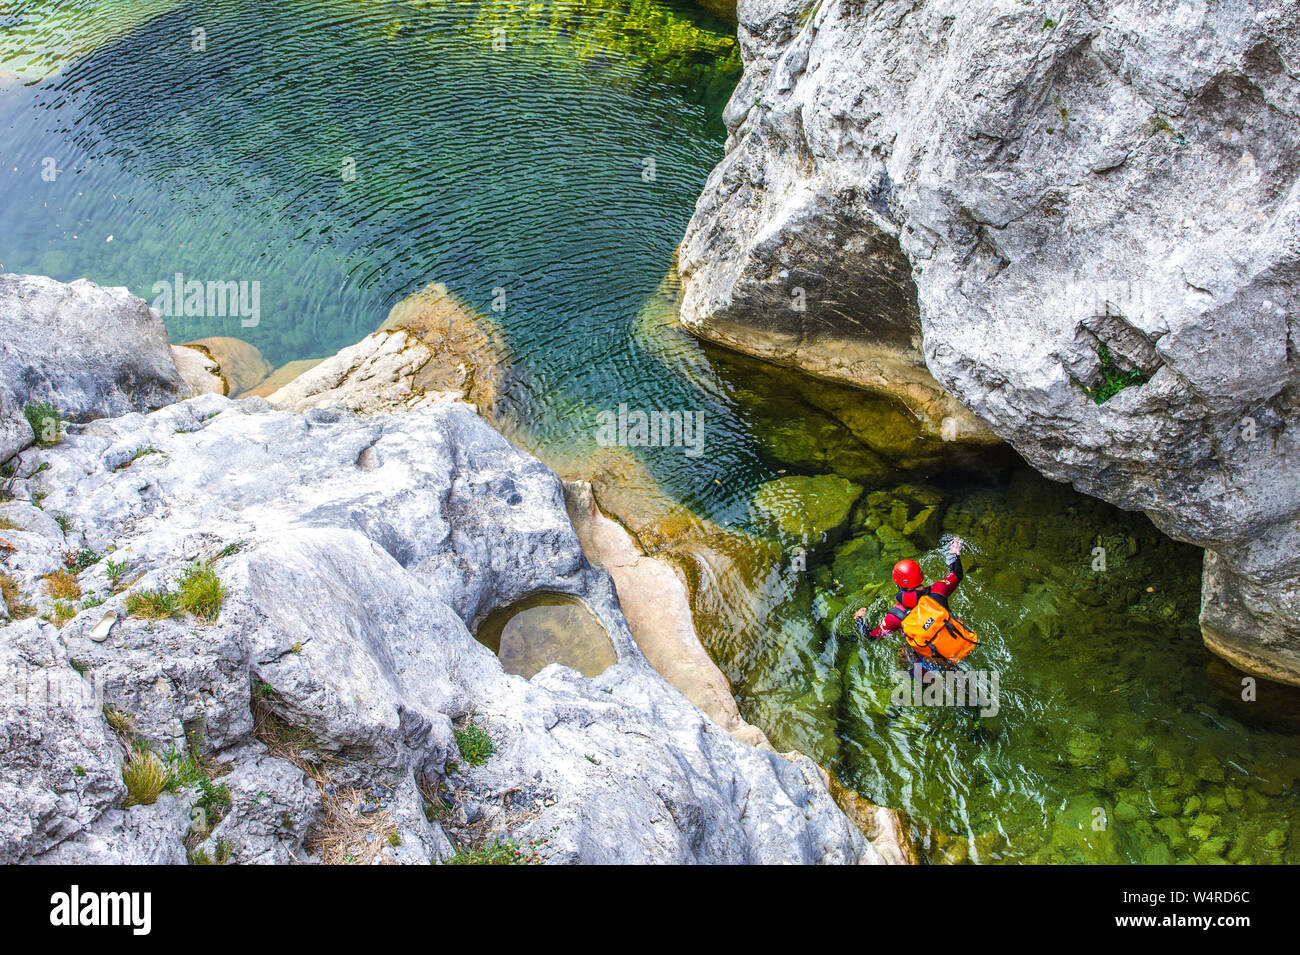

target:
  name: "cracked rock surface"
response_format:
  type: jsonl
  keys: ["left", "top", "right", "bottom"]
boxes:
{"left": 1, "top": 378, "right": 889, "bottom": 863}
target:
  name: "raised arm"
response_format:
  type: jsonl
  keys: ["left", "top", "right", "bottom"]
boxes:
{"left": 929, "top": 537, "right": 964, "bottom": 598}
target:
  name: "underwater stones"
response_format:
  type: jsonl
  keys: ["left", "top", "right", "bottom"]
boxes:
{"left": 1195, "top": 836, "right": 1230, "bottom": 864}
{"left": 1065, "top": 730, "right": 1102, "bottom": 768}
{"left": 1194, "top": 752, "right": 1226, "bottom": 784}
{"left": 1113, "top": 800, "right": 1141, "bottom": 824}
{"left": 179, "top": 336, "right": 273, "bottom": 396}
{"left": 751, "top": 474, "right": 862, "bottom": 543}
{"left": 1106, "top": 755, "right": 1133, "bottom": 786}
{"left": 1045, "top": 795, "right": 1123, "bottom": 863}
{"left": 830, "top": 534, "right": 883, "bottom": 595}
{"left": 692, "top": 0, "right": 736, "bottom": 21}
{"left": 0, "top": 274, "right": 184, "bottom": 461}
{"left": 992, "top": 569, "right": 1027, "bottom": 595}
{"left": 1262, "top": 827, "right": 1288, "bottom": 851}
{"left": 1154, "top": 818, "right": 1188, "bottom": 851}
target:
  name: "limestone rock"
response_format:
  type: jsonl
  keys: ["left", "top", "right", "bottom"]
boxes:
{"left": 179, "top": 336, "right": 273, "bottom": 396}
{"left": 242, "top": 359, "right": 324, "bottom": 398}
{"left": 0, "top": 273, "right": 184, "bottom": 461}
{"left": 269, "top": 281, "right": 509, "bottom": 421}
{"left": 170, "top": 345, "right": 226, "bottom": 397}
{"left": 2, "top": 393, "right": 890, "bottom": 863}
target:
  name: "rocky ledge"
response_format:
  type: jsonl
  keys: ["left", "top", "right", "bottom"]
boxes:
{"left": 1, "top": 273, "right": 896, "bottom": 864}
{"left": 679, "top": 0, "right": 1300, "bottom": 683}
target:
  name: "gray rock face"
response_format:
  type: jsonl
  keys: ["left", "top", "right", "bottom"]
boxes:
{"left": 0, "top": 274, "right": 184, "bottom": 461}
{"left": 679, "top": 0, "right": 1300, "bottom": 681}
{"left": 1, "top": 392, "right": 884, "bottom": 863}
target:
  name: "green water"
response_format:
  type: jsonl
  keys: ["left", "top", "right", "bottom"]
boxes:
{"left": 693, "top": 350, "right": 1300, "bottom": 864}
{"left": 2, "top": 0, "right": 1297, "bottom": 864}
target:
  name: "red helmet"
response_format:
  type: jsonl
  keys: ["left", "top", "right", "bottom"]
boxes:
{"left": 892, "top": 559, "right": 924, "bottom": 589}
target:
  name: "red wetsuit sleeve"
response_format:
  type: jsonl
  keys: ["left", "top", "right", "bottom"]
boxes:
{"left": 867, "top": 609, "right": 906, "bottom": 639}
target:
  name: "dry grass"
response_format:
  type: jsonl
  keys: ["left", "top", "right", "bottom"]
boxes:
{"left": 104, "top": 706, "right": 137, "bottom": 746}
{"left": 251, "top": 688, "right": 320, "bottom": 766}
{"left": 0, "top": 573, "right": 35, "bottom": 619}
{"left": 44, "top": 568, "right": 81, "bottom": 601}
{"left": 121, "top": 749, "right": 168, "bottom": 807}
{"left": 306, "top": 765, "right": 399, "bottom": 866}
{"left": 49, "top": 600, "right": 77, "bottom": 627}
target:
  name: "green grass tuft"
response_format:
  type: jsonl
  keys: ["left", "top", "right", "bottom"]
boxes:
{"left": 454, "top": 720, "right": 495, "bottom": 767}
{"left": 177, "top": 561, "right": 225, "bottom": 621}
{"left": 23, "top": 400, "right": 63, "bottom": 447}
{"left": 121, "top": 749, "right": 168, "bottom": 807}
{"left": 125, "top": 588, "right": 181, "bottom": 619}
{"left": 444, "top": 840, "right": 541, "bottom": 865}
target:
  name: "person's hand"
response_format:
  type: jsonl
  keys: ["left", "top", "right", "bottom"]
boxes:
{"left": 854, "top": 607, "right": 867, "bottom": 620}
{"left": 948, "top": 536, "right": 963, "bottom": 556}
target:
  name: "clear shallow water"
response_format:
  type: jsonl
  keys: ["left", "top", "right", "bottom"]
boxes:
{"left": 475, "top": 592, "right": 616, "bottom": 679}
{"left": 2, "top": 0, "right": 1297, "bottom": 863}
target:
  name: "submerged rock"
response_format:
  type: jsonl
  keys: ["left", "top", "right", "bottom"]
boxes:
{"left": 752, "top": 474, "right": 862, "bottom": 543}
{"left": 679, "top": 0, "right": 1300, "bottom": 683}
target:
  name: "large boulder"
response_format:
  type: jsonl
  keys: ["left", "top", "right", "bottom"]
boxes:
{"left": 0, "top": 273, "right": 184, "bottom": 461}
{"left": 679, "top": 0, "right": 1300, "bottom": 682}
{"left": 0, "top": 393, "right": 891, "bottom": 863}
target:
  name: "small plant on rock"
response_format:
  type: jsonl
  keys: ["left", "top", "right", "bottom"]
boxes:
{"left": 177, "top": 561, "right": 225, "bottom": 621}
{"left": 121, "top": 749, "right": 168, "bottom": 807}
{"left": 0, "top": 573, "right": 35, "bottom": 619}
{"left": 105, "top": 556, "right": 130, "bottom": 589}
{"left": 454, "top": 720, "right": 495, "bottom": 767}
{"left": 63, "top": 548, "right": 101, "bottom": 572}
{"left": 445, "top": 839, "right": 541, "bottom": 865}
{"left": 1090, "top": 343, "right": 1146, "bottom": 404}
{"left": 44, "top": 569, "right": 81, "bottom": 602}
{"left": 23, "top": 400, "right": 63, "bottom": 447}
{"left": 49, "top": 600, "right": 77, "bottom": 627}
